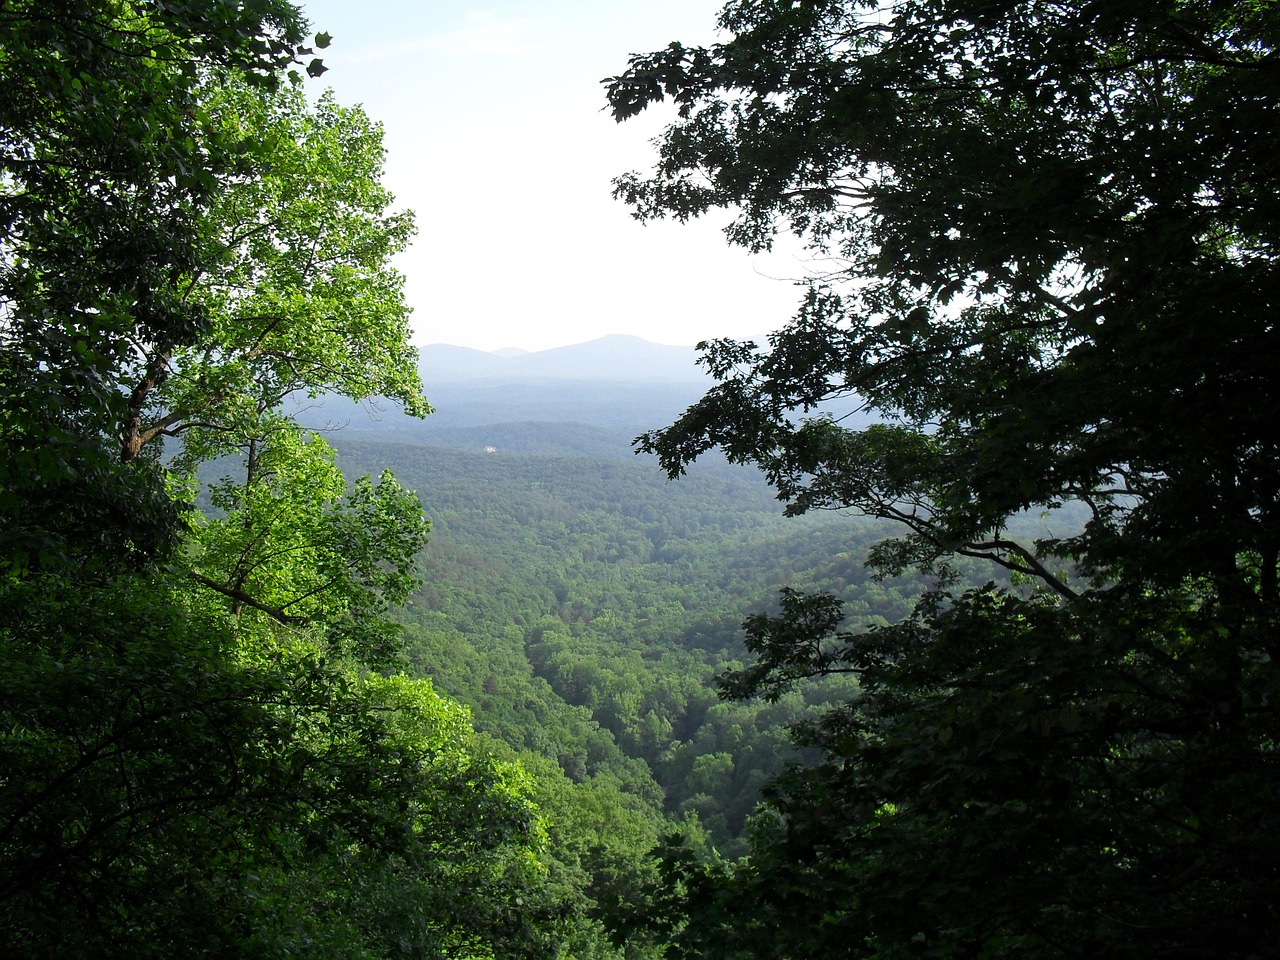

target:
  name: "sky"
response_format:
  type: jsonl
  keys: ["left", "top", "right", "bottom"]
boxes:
{"left": 296, "top": 0, "right": 808, "bottom": 353}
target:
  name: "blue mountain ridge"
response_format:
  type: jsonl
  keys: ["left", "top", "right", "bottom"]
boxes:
{"left": 417, "top": 334, "right": 705, "bottom": 384}
{"left": 293, "top": 336, "right": 713, "bottom": 458}
{"left": 295, "top": 335, "right": 872, "bottom": 459}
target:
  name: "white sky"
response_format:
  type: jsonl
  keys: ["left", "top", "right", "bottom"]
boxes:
{"left": 297, "top": 0, "right": 808, "bottom": 353}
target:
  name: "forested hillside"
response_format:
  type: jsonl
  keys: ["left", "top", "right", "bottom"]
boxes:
{"left": 6, "top": 2, "right": 1276, "bottom": 959}
{"left": 292, "top": 335, "right": 942, "bottom": 853}
{"left": 330, "top": 436, "right": 917, "bottom": 852}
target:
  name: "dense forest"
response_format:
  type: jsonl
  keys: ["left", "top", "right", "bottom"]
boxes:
{"left": 4, "top": 1, "right": 1279, "bottom": 959}
{"left": 340, "top": 437, "right": 909, "bottom": 849}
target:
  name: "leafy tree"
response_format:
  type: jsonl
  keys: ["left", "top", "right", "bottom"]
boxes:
{"left": 141, "top": 68, "right": 432, "bottom": 655}
{"left": 120, "top": 72, "right": 425, "bottom": 463}
{"left": 0, "top": 0, "right": 322, "bottom": 572}
{"left": 2, "top": 0, "right": 426, "bottom": 632}
{"left": 606, "top": 1, "right": 1280, "bottom": 957}
{"left": 1, "top": 5, "right": 565, "bottom": 957}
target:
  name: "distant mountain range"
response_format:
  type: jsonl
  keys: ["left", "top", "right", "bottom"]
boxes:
{"left": 418, "top": 335, "right": 705, "bottom": 384}
{"left": 296, "top": 336, "right": 719, "bottom": 459}
{"left": 294, "top": 335, "right": 874, "bottom": 460}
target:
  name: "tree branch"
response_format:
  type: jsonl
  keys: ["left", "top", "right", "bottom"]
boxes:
{"left": 188, "top": 571, "right": 309, "bottom": 625}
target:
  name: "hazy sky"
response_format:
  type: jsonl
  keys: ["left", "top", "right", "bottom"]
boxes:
{"left": 297, "top": 0, "right": 807, "bottom": 352}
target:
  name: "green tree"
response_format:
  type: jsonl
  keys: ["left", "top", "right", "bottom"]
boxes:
{"left": 1, "top": 5, "right": 566, "bottom": 957}
{"left": 143, "top": 69, "right": 433, "bottom": 655}
{"left": 0, "top": 0, "right": 321, "bottom": 572}
{"left": 606, "top": 1, "right": 1280, "bottom": 957}
{"left": 120, "top": 72, "right": 425, "bottom": 463}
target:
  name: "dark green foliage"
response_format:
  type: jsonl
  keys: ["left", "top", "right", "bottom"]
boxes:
{"left": 0, "top": 575, "right": 547, "bottom": 960}
{"left": 604, "top": 1, "right": 1280, "bottom": 957}
{"left": 332, "top": 439, "right": 920, "bottom": 857}
{"left": 610, "top": 0, "right": 1280, "bottom": 587}
{"left": 1, "top": 5, "right": 568, "bottom": 957}
{"left": 647, "top": 586, "right": 1280, "bottom": 959}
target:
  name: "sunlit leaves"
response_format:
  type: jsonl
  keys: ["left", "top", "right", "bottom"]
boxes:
{"left": 0, "top": 3, "right": 563, "bottom": 957}
{"left": 120, "top": 73, "right": 426, "bottom": 463}
{"left": 184, "top": 425, "right": 429, "bottom": 664}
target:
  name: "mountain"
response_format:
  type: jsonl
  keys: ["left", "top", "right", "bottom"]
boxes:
{"left": 419, "top": 335, "right": 703, "bottom": 384}
{"left": 294, "top": 335, "right": 877, "bottom": 459}
{"left": 295, "top": 336, "right": 717, "bottom": 458}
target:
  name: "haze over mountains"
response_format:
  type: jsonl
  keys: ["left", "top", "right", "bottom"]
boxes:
{"left": 296, "top": 334, "right": 876, "bottom": 460}
{"left": 420, "top": 334, "right": 705, "bottom": 384}
{"left": 298, "top": 335, "right": 719, "bottom": 459}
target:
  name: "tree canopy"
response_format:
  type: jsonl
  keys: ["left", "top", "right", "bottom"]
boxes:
{"left": 0, "top": 4, "right": 566, "bottom": 957}
{"left": 606, "top": 1, "right": 1280, "bottom": 956}
{"left": 0, "top": 0, "right": 326, "bottom": 570}
{"left": 120, "top": 73, "right": 425, "bottom": 463}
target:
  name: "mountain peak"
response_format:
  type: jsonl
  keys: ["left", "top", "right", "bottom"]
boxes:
{"left": 419, "top": 336, "right": 704, "bottom": 384}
